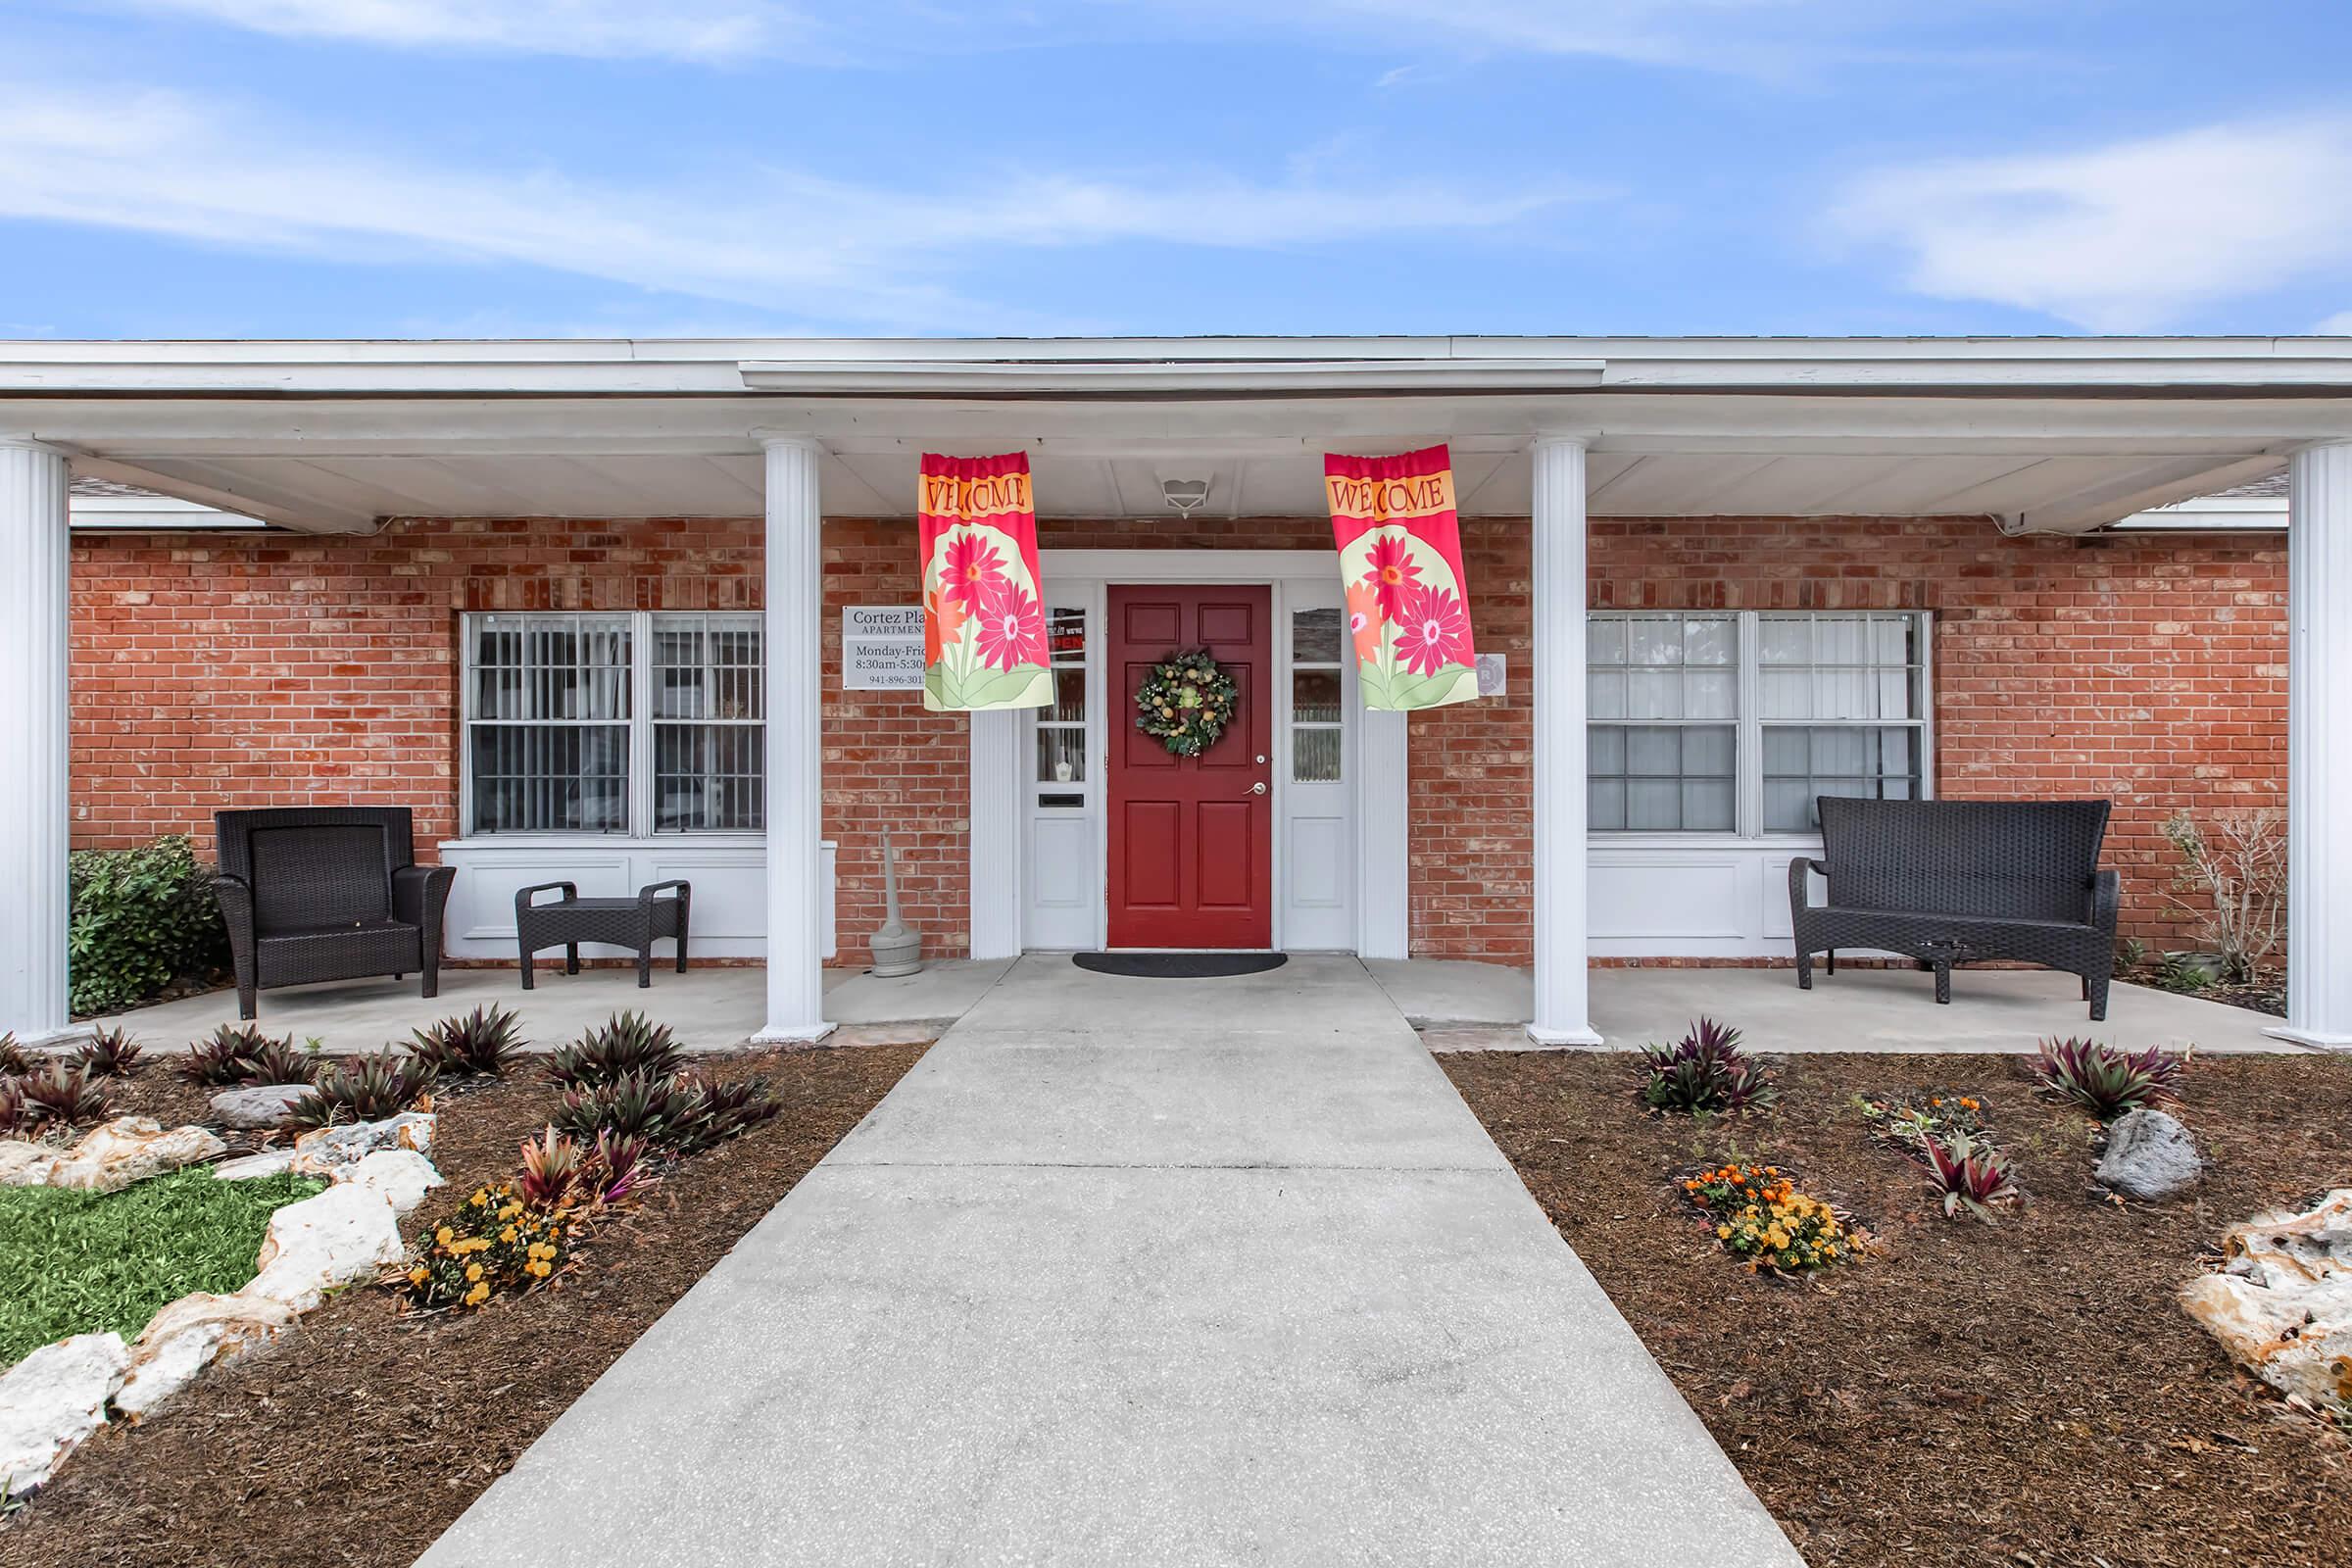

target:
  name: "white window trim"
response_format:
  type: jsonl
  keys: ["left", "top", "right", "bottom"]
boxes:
{"left": 459, "top": 609, "right": 768, "bottom": 840}
{"left": 1587, "top": 608, "right": 1935, "bottom": 842}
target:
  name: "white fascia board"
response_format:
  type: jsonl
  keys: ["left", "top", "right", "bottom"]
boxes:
{"left": 68, "top": 493, "right": 266, "bottom": 530}
{"left": 2109, "top": 494, "right": 2288, "bottom": 532}
{"left": 1, "top": 334, "right": 2351, "bottom": 397}
{"left": 735, "top": 358, "right": 1609, "bottom": 393}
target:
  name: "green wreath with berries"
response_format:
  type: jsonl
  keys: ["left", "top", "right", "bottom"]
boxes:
{"left": 1133, "top": 648, "right": 1239, "bottom": 758}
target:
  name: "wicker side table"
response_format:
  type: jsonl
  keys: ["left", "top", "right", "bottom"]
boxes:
{"left": 515, "top": 880, "right": 691, "bottom": 990}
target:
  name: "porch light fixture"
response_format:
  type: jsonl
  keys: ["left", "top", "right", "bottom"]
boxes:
{"left": 1160, "top": 477, "right": 1211, "bottom": 515}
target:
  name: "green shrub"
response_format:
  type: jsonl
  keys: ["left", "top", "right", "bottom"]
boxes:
{"left": 68, "top": 836, "right": 227, "bottom": 1016}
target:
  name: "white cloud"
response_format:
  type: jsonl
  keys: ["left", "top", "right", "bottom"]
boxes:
{"left": 1833, "top": 117, "right": 2352, "bottom": 331}
{"left": 98, "top": 0, "right": 2011, "bottom": 74}
{"left": 101, "top": 1, "right": 824, "bottom": 62}
{"left": 2321, "top": 312, "right": 2352, "bottom": 335}
{"left": 0, "top": 85, "right": 1583, "bottom": 329}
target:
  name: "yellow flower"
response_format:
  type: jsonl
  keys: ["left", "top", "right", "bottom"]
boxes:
{"left": 465, "top": 1263, "right": 483, "bottom": 1282}
{"left": 434, "top": 1226, "right": 454, "bottom": 1246}
{"left": 501, "top": 1226, "right": 517, "bottom": 1244}
{"left": 464, "top": 1284, "right": 489, "bottom": 1306}
{"left": 1716, "top": 1224, "right": 1732, "bottom": 1239}
{"left": 408, "top": 1265, "right": 427, "bottom": 1284}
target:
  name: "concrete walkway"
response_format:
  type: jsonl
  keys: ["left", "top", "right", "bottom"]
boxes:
{"left": 418, "top": 956, "right": 1801, "bottom": 1567}
{"left": 1377, "top": 957, "right": 2303, "bottom": 1054}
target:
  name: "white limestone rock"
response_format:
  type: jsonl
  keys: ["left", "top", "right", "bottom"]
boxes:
{"left": 341, "top": 1149, "right": 444, "bottom": 1217}
{"left": 2094, "top": 1108, "right": 2202, "bottom": 1200}
{"left": 0, "top": 1142, "right": 61, "bottom": 1186}
{"left": 45, "top": 1118, "right": 227, "bottom": 1195}
{"left": 114, "top": 1293, "right": 294, "bottom": 1421}
{"left": 2180, "top": 1188, "right": 2352, "bottom": 1415}
{"left": 214, "top": 1149, "right": 299, "bottom": 1182}
{"left": 0, "top": 1333, "right": 128, "bottom": 1497}
{"left": 241, "top": 1183, "right": 405, "bottom": 1312}
{"left": 289, "top": 1112, "right": 436, "bottom": 1178}
{"left": 209, "top": 1084, "right": 312, "bottom": 1130}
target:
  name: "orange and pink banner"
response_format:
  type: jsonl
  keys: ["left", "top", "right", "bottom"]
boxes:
{"left": 920, "top": 452, "right": 1054, "bottom": 711}
{"left": 1325, "top": 444, "right": 1481, "bottom": 710}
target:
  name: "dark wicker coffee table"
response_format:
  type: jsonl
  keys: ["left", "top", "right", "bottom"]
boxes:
{"left": 515, "top": 880, "right": 691, "bottom": 990}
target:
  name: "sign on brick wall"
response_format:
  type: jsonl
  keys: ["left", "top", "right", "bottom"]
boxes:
{"left": 842, "top": 605, "right": 924, "bottom": 690}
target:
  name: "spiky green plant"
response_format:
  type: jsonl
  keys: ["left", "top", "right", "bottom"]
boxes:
{"left": 1638, "top": 1018, "right": 1776, "bottom": 1114}
{"left": 18, "top": 1062, "right": 112, "bottom": 1128}
{"left": 286, "top": 1051, "right": 437, "bottom": 1130}
{"left": 550, "top": 1070, "right": 702, "bottom": 1147}
{"left": 672, "top": 1073, "right": 784, "bottom": 1153}
{"left": 180, "top": 1022, "right": 283, "bottom": 1086}
{"left": 237, "top": 1036, "right": 322, "bottom": 1087}
{"left": 2030, "top": 1037, "right": 2183, "bottom": 1121}
{"left": 74, "top": 1026, "right": 145, "bottom": 1079}
{"left": 407, "top": 1004, "right": 525, "bottom": 1079}
{"left": 543, "top": 1012, "right": 683, "bottom": 1091}
{"left": 1921, "top": 1131, "right": 2021, "bottom": 1224}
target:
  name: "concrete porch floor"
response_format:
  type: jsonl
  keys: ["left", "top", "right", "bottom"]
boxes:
{"left": 96, "top": 953, "right": 2304, "bottom": 1056}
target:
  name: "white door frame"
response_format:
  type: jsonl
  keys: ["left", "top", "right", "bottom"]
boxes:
{"left": 968, "top": 548, "right": 1409, "bottom": 958}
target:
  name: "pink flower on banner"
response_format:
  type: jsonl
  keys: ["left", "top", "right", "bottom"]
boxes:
{"left": 972, "top": 579, "right": 1049, "bottom": 670}
{"left": 1360, "top": 530, "right": 1425, "bottom": 621}
{"left": 1392, "top": 583, "right": 1473, "bottom": 677}
{"left": 940, "top": 530, "right": 1007, "bottom": 610}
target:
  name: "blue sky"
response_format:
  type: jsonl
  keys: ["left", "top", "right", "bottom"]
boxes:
{"left": 1, "top": 1, "right": 2348, "bottom": 339}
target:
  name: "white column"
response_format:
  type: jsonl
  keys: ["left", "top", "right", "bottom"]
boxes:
{"left": 0, "top": 440, "right": 74, "bottom": 1045}
{"left": 1529, "top": 436, "right": 1600, "bottom": 1045}
{"left": 967, "top": 710, "right": 1021, "bottom": 959}
{"left": 756, "top": 437, "right": 833, "bottom": 1043}
{"left": 2271, "top": 440, "right": 2352, "bottom": 1050}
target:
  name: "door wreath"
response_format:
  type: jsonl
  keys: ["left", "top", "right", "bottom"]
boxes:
{"left": 1134, "top": 649, "right": 1238, "bottom": 758}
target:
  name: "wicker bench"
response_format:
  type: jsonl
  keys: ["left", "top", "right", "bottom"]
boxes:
{"left": 515, "top": 880, "right": 692, "bottom": 990}
{"left": 1788, "top": 797, "right": 2120, "bottom": 1020}
{"left": 214, "top": 808, "right": 454, "bottom": 1021}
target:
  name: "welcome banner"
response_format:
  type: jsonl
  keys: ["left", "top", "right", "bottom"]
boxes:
{"left": 919, "top": 452, "right": 1054, "bottom": 711}
{"left": 1325, "top": 444, "right": 1481, "bottom": 710}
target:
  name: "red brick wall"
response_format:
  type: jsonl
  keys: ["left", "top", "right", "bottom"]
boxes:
{"left": 73, "top": 513, "right": 2284, "bottom": 966}
{"left": 70, "top": 516, "right": 761, "bottom": 858}
{"left": 1408, "top": 515, "right": 2285, "bottom": 959}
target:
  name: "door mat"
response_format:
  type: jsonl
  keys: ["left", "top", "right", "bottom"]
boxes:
{"left": 1072, "top": 953, "right": 1290, "bottom": 979}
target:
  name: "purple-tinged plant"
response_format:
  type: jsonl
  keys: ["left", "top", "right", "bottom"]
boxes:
{"left": 516, "top": 1125, "right": 592, "bottom": 1209}
{"left": 0, "top": 1031, "right": 30, "bottom": 1078}
{"left": 543, "top": 1012, "right": 683, "bottom": 1091}
{"left": 2031, "top": 1037, "right": 2183, "bottom": 1121}
{"left": 408, "top": 1004, "right": 525, "bottom": 1079}
{"left": 1921, "top": 1131, "right": 2021, "bottom": 1224}
{"left": 181, "top": 1022, "right": 283, "bottom": 1086}
{"left": 18, "top": 1062, "right": 112, "bottom": 1128}
{"left": 589, "top": 1131, "right": 653, "bottom": 1205}
{"left": 287, "top": 1050, "right": 437, "bottom": 1129}
{"left": 238, "top": 1036, "right": 322, "bottom": 1087}
{"left": 75, "top": 1025, "right": 145, "bottom": 1078}
{"left": 1639, "top": 1018, "right": 1776, "bottom": 1114}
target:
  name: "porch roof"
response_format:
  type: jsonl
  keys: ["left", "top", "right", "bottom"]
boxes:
{"left": 5, "top": 333, "right": 2347, "bottom": 535}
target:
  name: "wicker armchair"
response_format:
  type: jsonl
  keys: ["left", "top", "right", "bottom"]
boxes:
{"left": 1789, "top": 797, "right": 2120, "bottom": 1020}
{"left": 213, "top": 808, "right": 454, "bottom": 1021}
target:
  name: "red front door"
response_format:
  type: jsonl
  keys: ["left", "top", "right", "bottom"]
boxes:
{"left": 1106, "top": 584, "right": 1273, "bottom": 949}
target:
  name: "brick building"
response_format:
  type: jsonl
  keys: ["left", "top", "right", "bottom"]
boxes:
{"left": 4, "top": 336, "right": 2346, "bottom": 1051}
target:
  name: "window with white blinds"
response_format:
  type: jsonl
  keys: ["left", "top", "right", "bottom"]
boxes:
{"left": 1588, "top": 610, "right": 1931, "bottom": 837}
{"left": 465, "top": 612, "right": 765, "bottom": 836}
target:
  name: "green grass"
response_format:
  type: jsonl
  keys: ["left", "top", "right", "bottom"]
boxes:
{"left": 0, "top": 1168, "right": 324, "bottom": 1365}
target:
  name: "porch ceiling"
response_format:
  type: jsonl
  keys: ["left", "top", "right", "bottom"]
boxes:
{"left": 5, "top": 334, "right": 2344, "bottom": 535}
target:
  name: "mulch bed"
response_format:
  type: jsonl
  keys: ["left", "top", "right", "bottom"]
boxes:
{"left": 0, "top": 1043, "right": 928, "bottom": 1568}
{"left": 1442, "top": 1050, "right": 2352, "bottom": 1568}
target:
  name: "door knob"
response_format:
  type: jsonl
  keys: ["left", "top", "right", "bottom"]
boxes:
{"left": 1250, "top": 782, "right": 1267, "bottom": 795}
